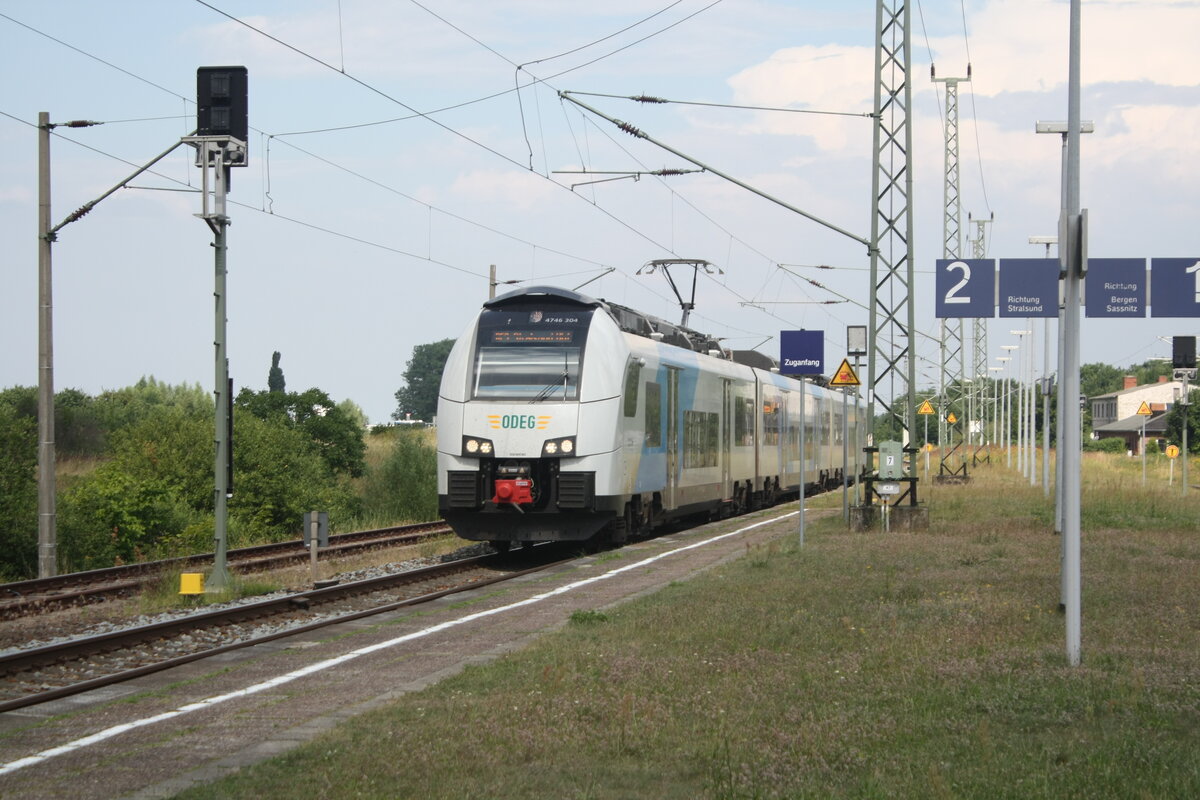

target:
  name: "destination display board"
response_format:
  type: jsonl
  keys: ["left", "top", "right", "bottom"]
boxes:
{"left": 1085, "top": 258, "right": 1145, "bottom": 317}
{"left": 1150, "top": 258, "right": 1200, "bottom": 317}
{"left": 932, "top": 257, "right": 1200, "bottom": 318}
{"left": 935, "top": 259, "right": 995, "bottom": 318}
{"left": 997, "top": 259, "right": 1058, "bottom": 318}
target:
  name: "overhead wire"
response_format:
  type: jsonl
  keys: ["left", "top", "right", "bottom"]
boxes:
{"left": 567, "top": 90, "right": 875, "bottom": 118}
{"left": 959, "top": 0, "right": 993, "bottom": 215}
{"left": 13, "top": 3, "right": 866, "bottom": 347}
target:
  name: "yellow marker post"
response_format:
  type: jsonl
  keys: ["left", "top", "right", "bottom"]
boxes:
{"left": 179, "top": 573, "right": 205, "bottom": 595}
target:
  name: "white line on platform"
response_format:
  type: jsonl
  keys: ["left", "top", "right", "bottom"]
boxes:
{"left": 0, "top": 511, "right": 796, "bottom": 776}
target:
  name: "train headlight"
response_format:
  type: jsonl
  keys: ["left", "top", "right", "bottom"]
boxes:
{"left": 462, "top": 436, "right": 495, "bottom": 457}
{"left": 542, "top": 436, "right": 576, "bottom": 457}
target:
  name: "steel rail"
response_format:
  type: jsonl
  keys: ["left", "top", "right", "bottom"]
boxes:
{"left": 0, "top": 545, "right": 569, "bottom": 712}
{"left": 0, "top": 521, "right": 452, "bottom": 619}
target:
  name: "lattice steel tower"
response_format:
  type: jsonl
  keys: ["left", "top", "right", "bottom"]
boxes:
{"left": 932, "top": 65, "right": 970, "bottom": 476}
{"left": 867, "top": 0, "right": 917, "bottom": 445}
{"left": 969, "top": 212, "right": 993, "bottom": 463}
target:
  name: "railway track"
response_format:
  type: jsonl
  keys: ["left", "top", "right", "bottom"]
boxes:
{"left": 0, "top": 521, "right": 452, "bottom": 620}
{"left": 0, "top": 544, "right": 570, "bottom": 713}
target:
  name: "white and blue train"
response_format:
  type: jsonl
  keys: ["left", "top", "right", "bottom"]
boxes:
{"left": 436, "top": 286, "right": 865, "bottom": 548}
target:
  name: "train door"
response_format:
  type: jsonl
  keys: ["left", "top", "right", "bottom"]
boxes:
{"left": 721, "top": 378, "right": 733, "bottom": 500}
{"left": 665, "top": 367, "right": 680, "bottom": 510}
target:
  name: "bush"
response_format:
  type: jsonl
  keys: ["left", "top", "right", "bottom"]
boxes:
{"left": 57, "top": 467, "right": 200, "bottom": 570}
{"left": 228, "top": 413, "right": 361, "bottom": 544}
{"left": 1085, "top": 436, "right": 1128, "bottom": 454}
{"left": 0, "top": 404, "right": 38, "bottom": 579}
{"left": 360, "top": 428, "right": 438, "bottom": 524}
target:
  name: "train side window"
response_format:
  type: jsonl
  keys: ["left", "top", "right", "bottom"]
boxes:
{"left": 735, "top": 395, "right": 755, "bottom": 446}
{"left": 623, "top": 361, "right": 640, "bottom": 417}
{"left": 683, "top": 411, "right": 719, "bottom": 468}
{"left": 645, "top": 381, "right": 662, "bottom": 447}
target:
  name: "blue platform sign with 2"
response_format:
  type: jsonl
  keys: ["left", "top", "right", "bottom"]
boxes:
{"left": 1085, "top": 258, "right": 1145, "bottom": 318}
{"left": 997, "top": 259, "right": 1058, "bottom": 318}
{"left": 1150, "top": 258, "right": 1200, "bottom": 317}
{"left": 779, "top": 330, "right": 824, "bottom": 375}
{"left": 935, "top": 259, "right": 995, "bottom": 318}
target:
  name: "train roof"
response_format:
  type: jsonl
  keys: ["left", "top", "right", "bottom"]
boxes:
{"left": 482, "top": 285, "right": 824, "bottom": 384}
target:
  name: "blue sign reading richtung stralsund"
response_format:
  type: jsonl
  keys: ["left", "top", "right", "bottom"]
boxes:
{"left": 780, "top": 330, "right": 824, "bottom": 375}
{"left": 998, "top": 259, "right": 1058, "bottom": 318}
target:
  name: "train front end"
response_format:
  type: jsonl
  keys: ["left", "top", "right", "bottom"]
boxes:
{"left": 436, "top": 287, "right": 626, "bottom": 545}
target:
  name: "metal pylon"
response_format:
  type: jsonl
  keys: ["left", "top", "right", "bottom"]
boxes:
{"left": 933, "top": 67, "right": 969, "bottom": 477}
{"left": 867, "top": 0, "right": 917, "bottom": 447}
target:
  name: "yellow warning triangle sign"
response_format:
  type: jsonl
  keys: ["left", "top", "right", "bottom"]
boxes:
{"left": 917, "top": 399, "right": 935, "bottom": 415}
{"left": 1136, "top": 401, "right": 1153, "bottom": 416}
{"left": 829, "top": 358, "right": 860, "bottom": 387}
{"left": 947, "top": 412, "right": 958, "bottom": 424}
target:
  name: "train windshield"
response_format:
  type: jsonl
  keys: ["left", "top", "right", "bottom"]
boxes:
{"left": 473, "top": 308, "right": 593, "bottom": 401}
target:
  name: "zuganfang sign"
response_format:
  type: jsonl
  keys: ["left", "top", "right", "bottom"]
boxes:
{"left": 779, "top": 330, "right": 824, "bottom": 375}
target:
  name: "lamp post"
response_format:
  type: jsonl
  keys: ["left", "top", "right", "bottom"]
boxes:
{"left": 1030, "top": 236, "right": 1057, "bottom": 496}
{"left": 1000, "top": 347, "right": 1018, "bottom": 467}
{"left": 993, "top": 352, "right": 1012, "bottom": 465}
{"left": 988, "top": 366, "right": 1004, "bottom": 450}
{"left": 1010, "top": 330, "right": 1032, "bottom": 477}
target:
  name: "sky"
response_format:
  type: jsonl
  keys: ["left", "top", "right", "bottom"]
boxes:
{"left": 2, "top": 0, "right": 1198, "bottom": 425}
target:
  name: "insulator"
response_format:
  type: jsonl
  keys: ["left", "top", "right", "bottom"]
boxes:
{"left": 617, "top": 121, "right": 643, "bottom": 138}
{"left": 65, "top": 202, "right": 95, "bottom": 223}
{"left": 632, "top": 95, "right": 667, "bottom": 104}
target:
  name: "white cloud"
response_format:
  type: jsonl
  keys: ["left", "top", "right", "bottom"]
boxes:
{"left": 448, "top": 168, "right": 559, "bottom": 211}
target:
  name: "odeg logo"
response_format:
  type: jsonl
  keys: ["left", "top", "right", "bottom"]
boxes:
{"left": 488, "top": 414, "right": 552, "bottom": 430}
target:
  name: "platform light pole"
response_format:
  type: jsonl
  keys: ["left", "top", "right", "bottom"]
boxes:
{"left": 1000, "top": 347, "right": 1018, "bottom": 466}
{"left": 1010, "top": 330, "right": 1032, "bottom": 477}
{"left": 988, "top": 366, "right": 1004, "bottom": 450}
{"left": 1030, "top": 236, "right": 1057, "bottom": 497}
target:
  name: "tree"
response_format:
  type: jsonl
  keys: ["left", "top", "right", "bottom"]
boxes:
{"left": 227, "top": 413, "right": 361, "bottom": 543}
{"left": 0, "top": 385, "right": 106, "bottom": 457}
{"left": 394, "top": 338, "right": 455, "bottom": 422}
{"left": 0, "top": 404, "right": 37, "bottom": 579}
{"left": 337, "top": 398, "right": 368, "bottom": 429}
{"left": 1080, "top": 362, "right": 1125, "bottom": 400}
{"left": 1163, "top": 388, "right": 1200, "bottom": 453}
{"left": 268, "top": 351, "right": 286, "bottom": 393}
{"left": 236, "top": 387, "right": 367, "bottom": 477}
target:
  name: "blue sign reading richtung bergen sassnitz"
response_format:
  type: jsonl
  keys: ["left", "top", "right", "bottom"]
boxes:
{"left": 998, "top": 259, "right": 1058, "bottom": 318}
{"left": 1150, "top": 258, "right": 1200, "bottom": 318}
{"left": 780, "top": 330, "right": 824, "bottom": 375}
{"left": 1085, "top": 258, "right": 1146, "bottom": 318}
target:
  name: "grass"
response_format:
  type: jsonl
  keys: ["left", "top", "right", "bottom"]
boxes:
{"left": 137, "top": 570, "right": 282, "bottom": 613}
{"left": 174, "top": 453, "right": 1199, "bottom": 798}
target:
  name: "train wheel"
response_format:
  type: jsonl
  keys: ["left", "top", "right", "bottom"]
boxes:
{"left": 490, "top": 540, "right": 511, "bottom": 553}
